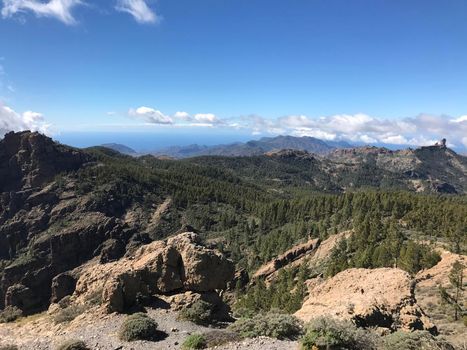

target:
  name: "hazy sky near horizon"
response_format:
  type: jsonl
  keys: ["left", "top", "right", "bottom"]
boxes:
{"left": 1, "top": 0, "right": 467, "bottom": 150}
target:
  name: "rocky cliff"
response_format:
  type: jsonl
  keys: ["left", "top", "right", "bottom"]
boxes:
{"left": 0, "top": 131, "right": 90, "bottom": 192}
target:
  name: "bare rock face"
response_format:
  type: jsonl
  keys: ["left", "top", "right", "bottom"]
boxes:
{"left": 71, "top": 232, "right": 234, "bottom": 313}
{"left": 50, "top": 272, "right": 77, "bottom": 304}
{"left": 0, "top": 131, "right": 90, "bottom": 192}
{"left": 295, "top": 268, "right": 436, "bottom": 334}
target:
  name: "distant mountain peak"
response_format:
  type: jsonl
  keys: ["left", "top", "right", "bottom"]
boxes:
{"left": 101, "top": 143, "right": 137, "bottom": 155}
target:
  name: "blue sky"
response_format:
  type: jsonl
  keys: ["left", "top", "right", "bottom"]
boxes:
{"left": 1, "top": 0, "right": 467, "bottom": 150}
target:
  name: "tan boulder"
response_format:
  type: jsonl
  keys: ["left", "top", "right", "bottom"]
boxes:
{"left": 70, "top": 232, "right": 234, "bottom": 313}
{"left": 295, "top": 268, "right": 436, "bottom": 334}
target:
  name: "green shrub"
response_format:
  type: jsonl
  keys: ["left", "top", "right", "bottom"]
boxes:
{"left": 182, "top": 333, "right": 207, "bottom": 349}
{"left": 463, "top": 315, "right": 467, "bottom": 327}
{"left": 118, "top": 312, "right": 159, "bottom": 341}
{"left": 0, "top": 306, "right": 22, "bottom": 323}
{"left": 179, "top": 300, "right": 216, "bottom": 326}
{"left": 53, "top": 304, "right": 86, "bottom": 324}
{"left": 300, "top": 317, "right": 377, "bottom": 350}
{"left": 0, "top": 345, "right": 19, "bottom": 350}
{"left": 202, "top": 330, "right": 242, "bottom": 347}
{"left": 55, "top": 339, "right": 90, "bottom": 350}
{"left": 381, "top": 331, "right": 454, "bottom": 350}
{"left": 228, "top": 312, "right": 303, "bottom": 340}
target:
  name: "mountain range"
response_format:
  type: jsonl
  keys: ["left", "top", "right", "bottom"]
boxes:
{"left": 103, "top": 135, "right": 354, "bottom": 158}
{"left": 0, "top": 131, "right": 466, "bottom": 349}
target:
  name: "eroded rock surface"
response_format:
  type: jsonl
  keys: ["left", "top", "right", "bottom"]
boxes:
{"left": 295, "top": 268, "right": 436, "bottom": 334}
{"left": 68, "top": 232, "right": 235, "bottom": 313}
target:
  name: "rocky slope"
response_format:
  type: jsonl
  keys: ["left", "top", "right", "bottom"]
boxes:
{"left": 295, "top": 268, "right": 436, "bottom": 334}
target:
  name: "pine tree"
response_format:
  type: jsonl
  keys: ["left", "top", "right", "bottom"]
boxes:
{"left": 439, "top": 260, "right": 465, "bottom": 321}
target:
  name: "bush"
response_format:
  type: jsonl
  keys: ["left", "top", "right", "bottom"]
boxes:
{"left": 0, "top": 306, "right": 22, "bottom": 323}
{"left": 300, "top": 317, "right": 377, "bottom": 350}
{"left": 202, "top": 330, "right": 242, "bottom": 347}
{"left": 53, "top": 304, "right": 86, "bottom": 324}
{"left": 463, "top": 315, "right": 467, "bottom": 327}
{"left": 118, "top": 312, "right": 159, "bottom": 341}
{"left": 228, "top": 312, "right": 303, "bottom": 340}
{"left": 55, "top": 339, "right": 90, "bottom": 350}
{"left": 179, "top": 300, "right": 216, "bottom": 326}
{"left": 182, "top": 334, "right": 207, "bottom": 349}
{"left": 381, "top": 331, "right": 454, "bottom": 350}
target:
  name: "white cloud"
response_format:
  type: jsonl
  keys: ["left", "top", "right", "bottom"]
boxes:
{"left": 129, "top": 106, "right": 173, "bottom": 124}
{"left": 291, "top": 127, "right": 337, "bottom": 141}
{"left": 115, "top": 0, "right": 158, "bottom": 24}
{"left": 451, "top": 115, "right": 467, "bottom": 123}
{"left": 1, "top": 0, "right": 83, "bottom": 25}
{"left": 194, "top": 113, "right": 218, "bottom": 124}
{"left": 124, "top": 106, "right": 467, "bottom": 150}
{"left": 173, "top": 111, "right": 191, "bottom": 121}
{"left": 0, "top": 103, "right": 50, "bottom": 136}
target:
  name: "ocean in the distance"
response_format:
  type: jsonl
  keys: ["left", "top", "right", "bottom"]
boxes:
{"left": 55, "top": 130, "right": 257, "bottom": 152}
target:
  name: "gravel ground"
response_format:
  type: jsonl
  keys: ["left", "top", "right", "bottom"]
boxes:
{"left": 0, "top": 308, "right": 299, "bottom": 350}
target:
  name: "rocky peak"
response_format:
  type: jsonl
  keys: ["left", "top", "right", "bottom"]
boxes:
{"left": 0, "top": 131, "right": 91, "bottom": 192}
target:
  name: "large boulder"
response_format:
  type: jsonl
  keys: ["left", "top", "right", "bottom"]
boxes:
{"left": 5, "top": 284, "right": 42, "bottom": 314}
{"left": 71, "top": 232, "right": 234, "bottom": 313}
{"left": 50, "top": 272, "right": 77, "bottom": 303}
{"left": 295, "top": 268, "right": 436, "bottom": 334}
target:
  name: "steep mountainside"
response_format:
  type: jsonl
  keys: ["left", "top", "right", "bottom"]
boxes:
{"left": 327, "top": 143, "right": 467, "bottom": 193}
{"left": 186, "top": 144, "right": 467, "bottom": 194}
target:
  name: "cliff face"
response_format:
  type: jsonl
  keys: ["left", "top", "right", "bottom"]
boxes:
{"left": 0, "top": 131, "right": 90, "bottom": 192}
{"left": 0, "top": 132, "right": 125, "bottom": 313}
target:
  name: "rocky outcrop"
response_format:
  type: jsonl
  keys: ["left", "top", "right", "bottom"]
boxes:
{"left": 51, "top": 272, "right": 77, "bottom": 303}
{"left": 252, "top": 232, "right": 352, "bottom": 284}
{"left": 415, "top": 250, "right": 467, "bottom": 344}
{"left": 295, "top": 268, "right": 436, "bottom": 334}
{"left": 0, "top": 131, "right": 91, "bottom": 192}
{"left": 68, "top": 232, "right": 234, "bottom": 313}
{"left": 253, "top": 238, "right": 320, "bottom": 280}
{"left": 0, "top": 210, "right": 126, "bottom": 312}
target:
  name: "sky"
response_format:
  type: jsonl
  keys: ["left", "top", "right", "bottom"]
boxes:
{"left": 1, "top": 0, "right": 467, "bottom": 151}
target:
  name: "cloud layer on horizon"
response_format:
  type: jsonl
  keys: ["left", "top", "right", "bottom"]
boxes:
{"left": 126, "top": 106, "right": 467, "bottom": 150}
{"left": 1, "top": 0, "right": 158, "bottom": 24}
{"left": 1, "top": 101, "right": 466, "bottom": 151}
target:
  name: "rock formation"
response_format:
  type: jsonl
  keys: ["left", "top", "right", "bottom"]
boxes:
{"left": 59, "top": 232, "right": 234, "bottom": 313}
{"left": 252, "top": 231, "right": 352, "bottom": 284}
{"left": 253, "top": 238, "right": 320, "bottom": 280}
{"left": 0, "top": 131, "right": 90, "bottom": 192}
{"left": 295, "top": 268, "right": 436, "bottom": 334}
